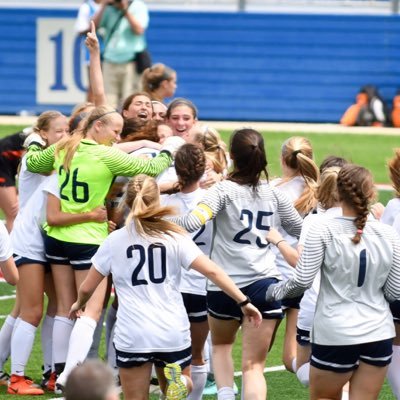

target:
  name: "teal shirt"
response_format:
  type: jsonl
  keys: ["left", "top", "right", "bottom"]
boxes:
{"left": 101, "top": 0, "right": 149, "bottom": 64}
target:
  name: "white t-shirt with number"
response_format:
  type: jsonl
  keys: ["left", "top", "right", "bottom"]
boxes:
{"left": 92, "top": 224, "right": 203, "bottom": 353}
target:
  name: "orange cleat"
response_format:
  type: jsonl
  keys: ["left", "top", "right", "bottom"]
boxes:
{"left": 46, "top": 372, "right": 57, "bottom": 392}
{"left": 7, "top": 375, "right": 44, "bottom": 395}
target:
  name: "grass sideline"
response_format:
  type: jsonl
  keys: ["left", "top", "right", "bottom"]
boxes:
{"left": 0, "top": 125, "right": 397, "bottom": 398}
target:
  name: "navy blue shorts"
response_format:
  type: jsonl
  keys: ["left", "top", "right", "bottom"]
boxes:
{"left": 181, "top": 293, "right": 207, "bottom": 323}
{"left": 207, "top": 278, "right": 283, "bottom": 322}
{"left": 115, "top": 346, "right": 192, "bottom": 369}
{"left": 390, "top": 300, "right": 400, "bottom": 324}
{"left": 311, "top": 339, "right": 393, "bottom": 373}
{"left": 44, "top": 235, "right": 99, "bottom": 270}
{"left": 282, "top": 294, "right": 303, "bottom": 310}
{"left": 296, "top": 327, "right": 310, "bottom": 346}
{"left": 13, "top": 254, "right": 51, "bottom": 273}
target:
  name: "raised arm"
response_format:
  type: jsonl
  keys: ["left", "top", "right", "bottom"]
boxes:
{"left": 86, "top": 20, "right": 107, "bottom": 106}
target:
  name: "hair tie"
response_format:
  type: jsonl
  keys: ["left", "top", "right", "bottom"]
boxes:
{"left": 357, "top": 229, "right": 363, "bottom": 234}
{"left": 292, "top": 150, "right": 301, "bottom": 157}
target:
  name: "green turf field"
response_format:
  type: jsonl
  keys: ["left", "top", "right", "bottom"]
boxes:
{"left": 0, "top": 125, "right": 398, "bottom": 398}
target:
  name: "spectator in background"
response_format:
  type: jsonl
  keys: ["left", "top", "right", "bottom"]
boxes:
{"left": 142, "top": 63, "right": 177, "bottom": 103}
{"left": 75, "top": 0, "right": 102, "bottom": 102}
{"left": 93, "top": 0, "right": 149, "bottom": 109}
{"left": 65, "top": 360, "right": 119, "bottom": 400}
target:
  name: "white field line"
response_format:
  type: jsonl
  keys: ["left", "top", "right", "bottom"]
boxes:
{"left": 0, "top": 294, "right": 16, "bottom": 300}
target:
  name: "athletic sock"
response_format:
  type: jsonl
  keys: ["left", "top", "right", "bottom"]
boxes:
{"left": 296, "top": 362, "right": 310, "bottom": 387}
{"left": 187, "top": 364, "right": 207, "bottom": 400}
{"left": 11, "top": 320, "right": 36, "bottom": 376}
{"left": 107, "top": 325, "right": 117, "bottom": 369}
{"left": 105, "top": 304, "right": 117, "bottom": 360}
{"left": 57, "top": 316, "right": 97, "bottom": 386}
{"left": 341, "top": 390, "right": 349, "bottom": 400}
{"left": 52, "top": 316, "right": 74, "bottom": 374}
{"left": 387, "top": 345, "right": 400, "bottom": 398}
{"left": 87, "top": 308, "right": 106, "bottom": 359}
{"left": 217, "top": 386, "right": 235, "bottom": 400}
{"left": 292, "top": 357, "right": 297, "bottom": 373}
{"left": 41, "top": 315, "right": 54, "bottom": 373}
{"left": 0, "top": 315, "right": 16, "bottom": 369}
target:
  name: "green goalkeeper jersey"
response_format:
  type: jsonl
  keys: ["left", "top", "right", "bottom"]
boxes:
{"left": 26, "top": 139, "right": 172, "bottom": 245}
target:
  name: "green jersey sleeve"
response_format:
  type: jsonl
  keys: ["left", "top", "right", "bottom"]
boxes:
{"left": 25, "top": 144, "right": 56, "bottom": 173}
{"left": 100, "top": 146, "right": 172, "bottom": 177}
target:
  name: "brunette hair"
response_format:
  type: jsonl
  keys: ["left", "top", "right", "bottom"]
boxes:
{"left": 174, "top": 144, "right": 206, "bottom": 190}
{"left": 337, "top": 164, "right": 375, "bottom": 244}
{"left": 33, "top": 110, "right": 65, "bottom": 134}
{"left": 142, "top": 64, "right": 176, "bottom": 96}
{"left": 166, "top": 98, "right": 198, "bottom": 120}
{"left": 388, "top": 149, "right": 400, "bottom": 198}
{"left": 121, "top": 92, "right": 152, "bottom": 114}
{"left": 228, "top": 128, "right": 268, "bottom": 189}
{"left": 319, "top": 155, "right": 348, "bottom": 174}
{"left": 120, "top": 119, "right": 159, "bottom": 143}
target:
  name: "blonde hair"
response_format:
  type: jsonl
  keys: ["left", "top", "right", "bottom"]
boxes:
{"left": 388, "top": 149, "right": 400, "bottom": 198}
{"left": 33, "top": 110, "right": 64, "bottom": 134}
{"left": 55, "top": 105, "right": 118, "bottom": 172}
{"left": 191, "top": 125, "right": 227, "bottom": 174}
{"left": 281, "top": 136, "right": 320, "bottom": 215}
{"left": 317, "top": 166, "right": 341, "bottom": 210}
{"left": 124, "top": 175, "right": 185, "bottom": 238}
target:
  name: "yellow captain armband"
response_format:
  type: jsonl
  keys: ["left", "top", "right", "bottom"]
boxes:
{"left": 192, "top": 204, "right": 213, "bottom": 225}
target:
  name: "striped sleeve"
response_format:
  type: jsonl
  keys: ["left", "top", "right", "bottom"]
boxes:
{"left": 384, "top": 229, "right": 400, "bottom": 302}
{"left": 274, "top": 189, "right": 303, "bottom": 238}
{"left": 171, "top": 183, "right": 226, "bottom": 233}
{"left": 25, "top": 144, "right": 56, "bottom": 173}
{"left": 270, "top": 221, "right": 327, "bottom": 300}
{"left": 100, "top": 147, "right": 172, "bottom": 177}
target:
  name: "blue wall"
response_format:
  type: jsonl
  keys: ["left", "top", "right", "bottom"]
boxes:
{"left": 1, "top": 8, "right": 400, "bottom": 122}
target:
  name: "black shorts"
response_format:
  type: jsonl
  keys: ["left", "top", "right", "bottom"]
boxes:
{"left": 181, "top": 293, "right": 207, "bottom": 323}
{"left": 0, "top": 156, "right": 19, "bottom": 187}
{"left": 296, "top": 327, "right": 310, "bottom": 347}
{"left": 44, "top": 235, "right": 99, "bottom": 270}
{"left": 115, "top": 346, "right": 192, "bottom": 369}
{"left": 390, "top": 300, "right": 400, "bottom": 324}
{"left": 282, "top": 294, "right": 303, "bottom": 310}
{"left": 13, "top": 254, "right": 51, "bottom": 273}
{"left": 311, "top": 339, "right": 393, "bottom": 373}
{"left": 207, "top": 278, "right": 283, "bottom": 322}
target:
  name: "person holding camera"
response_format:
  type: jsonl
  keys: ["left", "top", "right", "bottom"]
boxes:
{"left": 93, "top": 0, "right": 149, "bottom": 109}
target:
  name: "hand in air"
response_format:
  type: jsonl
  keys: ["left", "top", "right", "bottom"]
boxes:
{"left": 85, "top": 21, "right": 99, "bottom": 53}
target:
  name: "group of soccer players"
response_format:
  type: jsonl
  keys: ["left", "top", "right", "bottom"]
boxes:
{"left": 0, "top": 19, "right": 400, "bottom": 400}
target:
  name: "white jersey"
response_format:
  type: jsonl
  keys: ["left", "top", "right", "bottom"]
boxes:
{"left": 156, "top": 164, "right": 178, "bottom": 185}
{"left": 18, "top": 154, "right": 47, "bottom": 211}
{"left": 173, "top": 179, "right": 303, "bottom": 290}
{"left": 11, "top": 175, "right": 59, "bottom": 261}
{"left": 270, "top": 176, "right": 306, "bottom": 281}
{"left": 271, "top": 217, "right": 400, "bottom": 345}
{"left": 0, "top": 222, "right": 12, "bottom": 262}
{"left": 297, "top": 206, "right": 342, "bottom": 332}
{"left": 93, "top": 225, "right": 203, "bottom": 353}
{"left": 381, "top": 198, "right": 400, "bottom": 226}
{"left": 162, "top": 188, "right": 212, "bottom": 295}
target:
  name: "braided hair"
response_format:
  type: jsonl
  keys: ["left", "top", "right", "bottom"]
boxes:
{"left": 337, "top": 164, "right": 375, "bottom": 244}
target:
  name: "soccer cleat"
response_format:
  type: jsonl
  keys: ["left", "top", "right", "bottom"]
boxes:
{"left": 0, "top": 371, "right": 10, "bottom": 386}
{"left": 54, "top": 382, "right": 65, "bottom": 395}
{"left": 164, "top": 363, "right": 188, "bottom": 400}
{"left": 46, "top": 372, "right": 57, "bottom": 392}
{"left": 7, "top": 374, "right": 44, "bottom": 395}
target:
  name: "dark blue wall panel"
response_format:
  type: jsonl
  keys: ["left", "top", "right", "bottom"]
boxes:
{"left": 0, "top": 8, "right": 400, "bottom": 122}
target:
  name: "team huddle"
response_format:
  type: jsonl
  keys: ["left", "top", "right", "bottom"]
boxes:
{"left": 0, "top": 18, "right": 400, "bottom": 400}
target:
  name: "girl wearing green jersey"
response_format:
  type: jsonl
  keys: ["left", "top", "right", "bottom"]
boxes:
{"left": 24, "top": 105, "right": 178, "bottom": 392}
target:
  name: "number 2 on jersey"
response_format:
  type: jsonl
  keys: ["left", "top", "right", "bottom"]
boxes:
{"left": 59, "top": 166, "right": 89, "bottom": 203}
{"left": 127, "top": 243, "right": 167, "bottom": 286}
{"left": 233, "top": 209, "right": 273, "bottom": 248}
